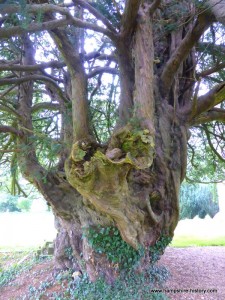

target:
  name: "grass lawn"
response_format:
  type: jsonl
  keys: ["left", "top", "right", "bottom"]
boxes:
{"left": 171, "top": 214, "right": 225, "bottom": 247}
{"left": 171, "top": 235, "right": 225, "bottom": 247}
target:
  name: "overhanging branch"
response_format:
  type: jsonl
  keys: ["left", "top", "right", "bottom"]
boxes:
{"left": 190, "top": 108, "right": 225, "bottom": 125}
{"left": 203, "top": 124, "right": 225, "bottom": 162}
{"left": 0, "top": 61, "right": 65, "bottom": 72}
{"left": 87, "top": 66, "right": 119, "bottom": 78}
{"left": 0, "top": 125, "right": 23, "bottom": 136}
{"left": 0, "top": 18, "right": 70, "bottom": 38}
{"left": 84, "top": 51, "right": 117, "bottom": 63}
{"left": 0, "top": 104, "right": 21, "bottom": 118}
{"left": 0, "top": 75, "right": 69, "bottom": 103}
{"left": 197, "top": 61, "right": 225, "bottom": 78}
{"left": 189, "top": 82, "right": 225, "bottom": 121}
{"left": 32, "top": 102, "right": 60, "bottom": 113}
{"left": 0, "top": 3, "right": 114, "bottom": 39}
{"left": 72, "top": 0, "right": 117, "bottom": 34}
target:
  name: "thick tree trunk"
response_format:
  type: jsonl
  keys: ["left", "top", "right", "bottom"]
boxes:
{"left": 17, "top": 91, "right": 188, "bottom": 283}
{"left": 60, "top": 89, "right": 189, "bottom": 282}
{"left": 48, "top": 4, "right": 190, "bottom": 282}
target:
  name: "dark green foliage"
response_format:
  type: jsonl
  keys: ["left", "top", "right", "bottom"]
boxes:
{"left": 164, "top": 23, "right": 178, "bottom": 33}
{"left": 2, "top": 0, "right": 32, "bottom": 29}
{"left": 81, "top": 227, "right": 171, "bottom": 299}
{"left": 90, "top": 0, "right": 122, "bottom": 28}
{"left": 85, "top": 227, "right": 172, "bottom": 269}
{"left": 73, "top": 267, "right": 169, "bottom": 300}
{"left": 90, "top": 96, "right": 118, "bottom": 143}
{"left": 179, "top": 182, "right": 219, "bottom": 219}
{"left": 187, "top": 124, "right": 225, "bottom": 183}
{"left": 64, "top": 246, "right": 73, "bottom": 261}
{"left": 0, "top": 195, "right": 20, "bottom": 212}
{"left": 149, "top": 235, "right": 172, "bottom": 264}
{"left": 89, "top": 76, "right": 119, "bottom": 143}
{"left": 85, "top": 226, "right": 144, "bottom": 270}
{"left": 162, "top": 0, "right": 190, "bottom": 33}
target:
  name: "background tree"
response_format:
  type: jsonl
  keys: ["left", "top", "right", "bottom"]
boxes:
{"left": 0, "top": 0, "right": 225, "bottom": 283}
{"left": 0, "top": 195, "right": 21, "bottom": 212}
{"left": 179, "top": 182, "right": 219, "bottom": 219}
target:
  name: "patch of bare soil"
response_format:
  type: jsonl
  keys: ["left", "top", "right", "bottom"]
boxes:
{"left": 0, "top": 253, "right": 70, "bottom": 300}
{"left": 0, "top": 247, "right": 224, "bottom": 300}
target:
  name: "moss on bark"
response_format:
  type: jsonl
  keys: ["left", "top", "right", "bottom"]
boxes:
{"left": 65, "top": 126, "right": 155, "bottom": 249}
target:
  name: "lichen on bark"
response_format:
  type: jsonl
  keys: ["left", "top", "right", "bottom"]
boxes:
{"left": 65, "top": 125, "right": 155, "bottom": 249}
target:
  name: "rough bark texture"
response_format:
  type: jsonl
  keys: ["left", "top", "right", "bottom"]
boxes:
{"left": 208, "top": 0, "right": 225, "bottom": 25}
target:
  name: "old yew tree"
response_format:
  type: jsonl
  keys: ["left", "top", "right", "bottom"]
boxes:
{"left": 1, "top": 0, "right": 225, "bottom": 284}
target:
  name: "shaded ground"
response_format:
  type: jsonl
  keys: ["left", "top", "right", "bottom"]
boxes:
{"left": 0, "top": 247, "right": 224, "bottom": 299}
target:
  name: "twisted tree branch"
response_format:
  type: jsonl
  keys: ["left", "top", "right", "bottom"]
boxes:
{"left": 203, "top": 124, "right": 225, "bottom": 162}
{"left": 0, "top": 104, "right": 21, "bottom": 118}
{"left": 197, "top": 62, "right": 225, "bottom": 78}
{"left": 32, "top": 102, "right": 60, "bottom": 113}
{"left": 87, "top": 66, "right": 119, "bottom": 78}
{"left": 0, "top": 75, "right": 68, "bottom": 102}
{"left": 0, "top": 61, "right": 65, "bottom": 72}
{"left": 0, "top": 125, "right": 23, "bottom": 136}
{"left": 0, "top": 3, "right": 114, "bottom": 39}
{"left": 0, "top": 18, "right": 70, "bottom": 38}
{"left": 190, "top": 108, "right": 225, "bottom": 125}
{"left": 189, "top": 82, "right": 225, "bottom": 121}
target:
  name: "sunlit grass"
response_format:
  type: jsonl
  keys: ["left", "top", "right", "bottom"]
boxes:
{"left": 170, "top": 214, "right": 225, "bottom": 247}
{"left": 171, "top": 235, "right": 225, "bottom": 247}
